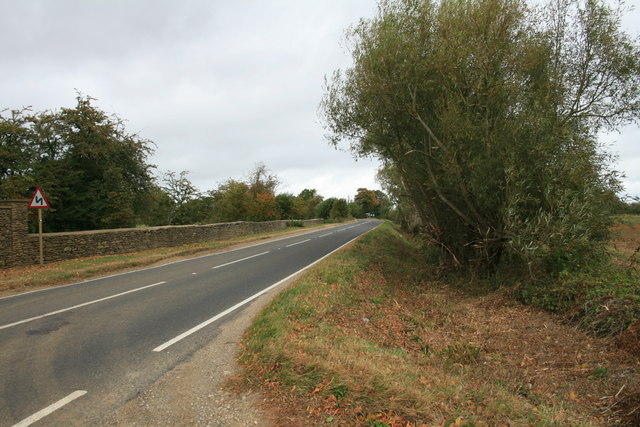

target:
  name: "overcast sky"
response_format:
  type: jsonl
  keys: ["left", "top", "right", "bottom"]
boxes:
{"left": 1, "top": 0, "right": 638, "bottom": 200}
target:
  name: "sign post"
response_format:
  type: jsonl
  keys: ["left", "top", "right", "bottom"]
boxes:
{"left": 28, "top": 188, "right": 51, "bottom": 266}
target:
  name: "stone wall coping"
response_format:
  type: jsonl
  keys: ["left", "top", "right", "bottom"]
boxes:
{"left": 26, "top": 219, "right": 319, "bottom": 237}
{"left": 0, "top": 199, "right": 29, "bottom": 204}
{"left": 1, "top": 204, "right": 323, "bottom": 269}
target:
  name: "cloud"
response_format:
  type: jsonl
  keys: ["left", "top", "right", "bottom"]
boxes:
{"left": 1, "top": 0, "right": 637, "bottom": 201}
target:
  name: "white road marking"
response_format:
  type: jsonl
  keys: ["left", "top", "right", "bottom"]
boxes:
{"left": 0, "top": 282, "right": 167, "bottom": 331}
{"left": 212, "top": 251, "right": 270, "bottom": 269}
{"left": 318, "top": 232, "right": 333, "bottom": 237}
{"left": 153, "top": 222, "right": 380, "bottom": 352}
{"left": 285, "top": 239, "right": 311, "bottom": 247}
{"left": 12, "top": 390, "right": 87, "bottom": 427}
{"left": 0, "top": 222, "right": 349, "bottom": 303}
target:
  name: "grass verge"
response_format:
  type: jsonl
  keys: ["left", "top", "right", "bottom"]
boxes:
{"left": 235, "top": 222, "right": 639, "bottom": 425}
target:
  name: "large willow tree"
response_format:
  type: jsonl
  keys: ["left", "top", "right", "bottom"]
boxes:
{"left": 322, "top": 0, "right": 640, "bottom": 276}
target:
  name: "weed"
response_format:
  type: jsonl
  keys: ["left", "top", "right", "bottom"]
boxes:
{"left": 589, "top": 366, "right": 608, "bottom": 380}
{"left": 442, "top": 343, "right": 482, "bottom": 365}
{"left": 329, "top": 383, "right": 349, "bottom": 399}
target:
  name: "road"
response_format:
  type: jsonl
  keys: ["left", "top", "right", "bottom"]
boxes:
{"left": 0, "top": 219, "right": 380, "bottom": 426}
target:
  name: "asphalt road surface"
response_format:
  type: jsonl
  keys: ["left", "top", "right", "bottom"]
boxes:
{"left": 0, "top": 219, "right": 380, "bottom": 426}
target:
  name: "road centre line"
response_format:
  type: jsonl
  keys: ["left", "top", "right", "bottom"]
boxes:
{"left": 153, "top": 222, "right": 380, "bottom": 352}
{"left": 0, "top": 224, "right": 346, "bottom": 303}
{"left": 12, "top": 390, "right": 87, "bottom": 427}
{"left": 211, "top": 251, "right": 270, "bottom": 269}
{"left": 318, "top": 232, "right": 333, "bottom": 237}
{"left": 0, "top": 282, "right": 167, "bottom": 331}
{"left": 285, "top": 239, "right": 311, "bottom": 248}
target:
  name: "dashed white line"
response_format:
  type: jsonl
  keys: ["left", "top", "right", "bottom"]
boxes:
{"left": 0, "top": 282, "right": 167, "bottom": 331}
{"left": 153, "top": 222, "right": 381, "bottom": 353}
{"left": 285, "top": 239, "right": 311, "bottom": 248}
{"left": 212, "top": 251, "right": 270, "bottom": 269}
{"left": 12, "top": 390, "right": 87, "bottom": 427}
{"left": 318, "top": 232, "right": 333, "bottom": 237}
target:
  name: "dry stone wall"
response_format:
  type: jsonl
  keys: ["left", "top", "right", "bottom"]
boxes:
{"left": 0, "top": 200, "right": 323, "bottom": 269}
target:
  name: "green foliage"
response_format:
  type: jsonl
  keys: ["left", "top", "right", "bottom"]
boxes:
{"left": 210, "top": 179, "right": 253, "bottom": 222}
{"left": 209, "top": 164, "right": 279, "bottom": 222}
{"left": 276, "top": 193, "right": 297, "bottom": 219}
{"left": 589, "top": 366, "right": 608, "bottom": 380}
{"left": 296, "top": 188, "right": 324, "bottom": 219}
{"left": 329, "top": 198, "right": 350, "bottom": 220}
{"left": 354, "top": 187, "right": 381, "bottom": 217}
{"left": 315, "top": 197, "right": 337, "bottom": 219}
{"left": 329, "top": 383, "right": 349, "bottom": 399}
{"left": 161, "top": 170, "right": 201, "bottom": 225}
{"left": 514, "top": 263, "right": 640, "bottom": 336}
{"left": 442, "top": 343, "right": 482, "bottom": 365}
{"left": 1, "top": 94, "right": 155, "bottom": 231}
{"left": 321, "top": 0, "right": 639, "bottom": 277}
{"left": 0, "top": 108, "right": 36, "bottom": 197}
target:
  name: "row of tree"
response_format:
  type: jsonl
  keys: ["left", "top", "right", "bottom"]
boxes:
{"left": 0, "top": 95, "right": 391, "bottom": 232}
{"left": 151, "top": 167, "right": 392, "bottom": 227}
{"left": 322, "top": 0, "right": 640, "bottom": 277}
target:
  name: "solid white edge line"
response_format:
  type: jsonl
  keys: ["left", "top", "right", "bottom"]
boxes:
{"left": 12, "top": 390, "right": 87, "bottom": 427}
{"left": 285, "top": 239, "right": 311, "bottom": 248}
{"left": 152, "top": 221, "right": 380, "bottom": 353}
{"left": 0, "top": 282, "right": 167, "bottom": 331}
{"left": 212, "top": 251, "right": 270, "bottom": 269}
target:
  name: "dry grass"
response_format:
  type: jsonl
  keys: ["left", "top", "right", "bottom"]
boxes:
{"left": 610, "top": 216, "right": 640, "bottom": 264}
{"left": 235, "top": 222, "right": 640, "bottom": 426}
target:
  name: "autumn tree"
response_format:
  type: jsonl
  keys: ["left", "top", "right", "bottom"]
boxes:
{"left": 296, "top": 188, "right": 324, "bottom": 219}
{"left": 211, "top": 179, "right": 252, "bottom": 222}
{"left": 210, "top": 163, "right": 281, "bottom": 222}
{"left": 354, "top": 187, "right": 381, "bottom": 217}
{"left": 322, "top": 0, "right": 639, "bottom": 275}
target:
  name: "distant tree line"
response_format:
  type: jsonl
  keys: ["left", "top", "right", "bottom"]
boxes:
{"left": 1, "top": 95, "right": 391, "bottom": 232}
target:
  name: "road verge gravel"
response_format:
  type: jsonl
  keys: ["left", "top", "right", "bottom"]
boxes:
{"left": 105, "top": 277, "right": 287, "bottom": 426}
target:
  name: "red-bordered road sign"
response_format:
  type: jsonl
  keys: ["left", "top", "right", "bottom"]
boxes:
{"left": 29, "top": 187, "right": 50, "bottom": 209}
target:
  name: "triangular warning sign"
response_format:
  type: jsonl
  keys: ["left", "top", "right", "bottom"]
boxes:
{"left": 29, "top": 187, "right": 50, "bottom": 208}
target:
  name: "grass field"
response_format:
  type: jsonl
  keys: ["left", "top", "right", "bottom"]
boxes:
{"left": 235, "top": 222, "right": 640, "bottom": 425}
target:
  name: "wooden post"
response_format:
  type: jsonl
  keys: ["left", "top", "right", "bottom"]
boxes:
{"left": 38, "top": 208, "right": 44, "bottom": 266}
